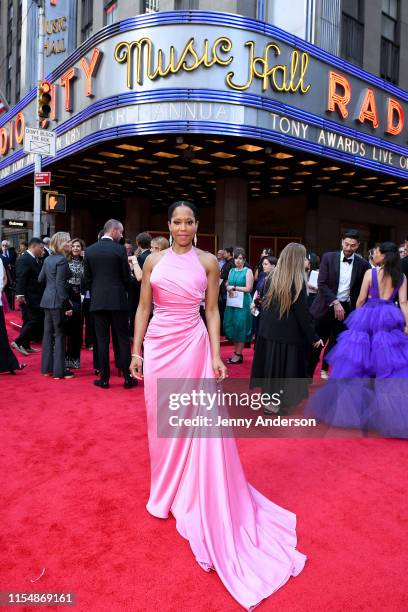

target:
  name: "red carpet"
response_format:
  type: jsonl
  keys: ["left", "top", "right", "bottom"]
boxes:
{"left": 1, "top": 313, "right": 407, "bottom": 611}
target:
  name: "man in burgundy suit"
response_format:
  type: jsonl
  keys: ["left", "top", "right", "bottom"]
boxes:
{"left": 309, "top": 229, "right": 370, "bottom": 378}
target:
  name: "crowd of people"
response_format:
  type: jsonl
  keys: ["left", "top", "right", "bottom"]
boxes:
{"left": 1, "top": 220, "right": 408, "bottom": 405}
{"left": 0, "top": 227, "right": 169, "bottom": 385}
{"left": 2, "top": 202, "right": 408, "bottom": 609}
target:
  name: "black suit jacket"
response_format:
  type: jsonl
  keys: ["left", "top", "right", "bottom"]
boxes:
{"left": 82, "top": 238, "right": 131, "bottom": 311}
{"left": 0, "top": 249, "right": 17, "bottom": 282}
{"left": 402, "top": 256, "right": 408, "bottom": 285}
{"left": 220, "top": 258, "right": 235, "bottom": 299}
{"left": 1, "top": 249, "right": 17, "bottom": 267}
{"left": 310, "top": 251, "right": 370, "bottom": 320}
{"left": 15, "top": 251, "right": 44, "bottom": 308}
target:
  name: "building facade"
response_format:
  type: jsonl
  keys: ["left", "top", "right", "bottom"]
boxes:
{"left": 1, "top": 1, "right": 408, "bottom": 257}
{"left": 2, "top": 1, "right": 406, "bottom": 109}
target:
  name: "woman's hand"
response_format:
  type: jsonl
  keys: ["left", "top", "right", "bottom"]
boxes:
{"left": 65, "top": 309, "right": 73, "bottom": 317}
{"left": 313, "top": 339, "right": 324, "bottom": 349}
{"left": 129, "top": 355, "right": 144, "bottom": 380}
{"left": 213, "top": 356, "right": 228, "bottom": 382}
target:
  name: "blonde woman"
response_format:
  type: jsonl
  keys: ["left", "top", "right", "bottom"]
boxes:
{"left": 150, "top": 236, "right": 169, "bottom": 253}
{"left": 251, "top": 243, "right": 323, "bottom": 410}
{"left": 38, "top": 232, "right": 74, "bottom": 379}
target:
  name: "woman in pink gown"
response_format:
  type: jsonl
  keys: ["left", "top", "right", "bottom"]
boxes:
{"left": 130, "top": 202, "right": 306, "bottom": 609}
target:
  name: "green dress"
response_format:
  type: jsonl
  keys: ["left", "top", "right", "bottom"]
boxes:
{"left": 223, "top": 267, "right": 252, "bottom": 343}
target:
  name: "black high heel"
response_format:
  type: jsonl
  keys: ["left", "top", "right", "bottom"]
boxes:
{"left": 227, "top": 352, "right": 243, "bottom": 364}
{"left": 9, "top": 363, "right": 27, "bottom": 374}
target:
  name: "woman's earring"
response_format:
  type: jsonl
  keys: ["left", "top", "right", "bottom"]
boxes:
{"left": 193, "top": 233, "right": 197, "bottom": 246}
{"left": 169, "top": 234, "right": 173, "bottom": 247}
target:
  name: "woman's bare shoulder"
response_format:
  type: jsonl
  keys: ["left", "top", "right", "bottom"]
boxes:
{"left": 144, "top": 250, "right": 167, "bottom": 271}
{"left": 196, "top": 249, "right": 218, "bottom": 271}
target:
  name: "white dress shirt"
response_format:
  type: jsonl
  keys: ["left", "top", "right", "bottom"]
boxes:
{"left": 337, "top": 252, "right": 354, "bottom": 302}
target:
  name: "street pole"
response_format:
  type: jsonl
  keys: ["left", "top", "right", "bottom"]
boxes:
{"left": 33, "top": 0, "right": 45, "bottom": 238}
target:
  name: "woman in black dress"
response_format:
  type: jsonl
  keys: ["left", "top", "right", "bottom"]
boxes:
{"left": 251, "top": 243, "right": 323, "bottom": 411}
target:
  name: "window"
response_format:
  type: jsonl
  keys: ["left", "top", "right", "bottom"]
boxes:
{"left": 342, "top": 0, "right": 364, "bottom": 21}
{"left": 6, "top": 66, "right": 11, "bottom": 102}
{"left": 104, "top": 0, "right": 118, "bottom": 26}
{"left": 143, "top": 0, "right": 159, "bottom": 12}
{"left": 381, "top": 0, "right": 399, "bottom": 83}
{"left": 81, "top": 0, "right": 93, "bottom": 42}
{"left": 256, "top": 0, "right": 265, "bottom": 21}
{"left": 382, "top": 0, "right": 398, "bottom": 42}
{"left": 174, "top": 0, "right": 198, "bottom": 9}
{"left": 382, "top": 0, "right": 398, "bottom": 19}
{"left": 341, "top": 0, "right": 364, "bottom": 66}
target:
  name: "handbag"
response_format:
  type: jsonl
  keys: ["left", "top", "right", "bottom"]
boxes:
{"left": 226, "top": 290, "right": 244, "bottom": 308}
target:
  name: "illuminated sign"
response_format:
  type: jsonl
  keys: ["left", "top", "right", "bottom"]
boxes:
{"left": 114, "top": 37, "right": 311, "bottom": 94}
{"left": 5, "top": 220, "right": 27, "bottom": 228}
{"left": 42, "top": 0, "right": 70, "bottom": 67}
{"left": 1, "top": 13, "right": 408, "bottom": 184}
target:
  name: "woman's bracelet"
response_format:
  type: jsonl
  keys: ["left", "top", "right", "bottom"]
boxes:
{"left": 131, "top": 353, "right": 144, "bottom": 360}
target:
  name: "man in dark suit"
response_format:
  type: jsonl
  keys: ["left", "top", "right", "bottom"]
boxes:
{"left": 310, "top": 229, "right": 370, "bottom": 378}
{"left": 41, "top": 237, "right": 51, "bottom": 259}
{"left": 83, "top": 219, "right": 136, "bottom": 389}
{"left": 1, "top": 239, "right": 17, "bottom": 309}
{"left": 12, "top": 237, "right": 44, "bottom": 355}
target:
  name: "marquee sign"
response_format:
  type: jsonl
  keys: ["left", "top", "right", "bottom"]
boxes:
{"left": 2, "top": 11, "right": 408, "bottom": 186}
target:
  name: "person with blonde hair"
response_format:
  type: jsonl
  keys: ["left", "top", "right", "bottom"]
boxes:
{"left": 150, "top": 236, "right": 169, "bottom": 253}
{"left": 251, "top": 243, "right": 322, "bottom": 410}
{"left": 38, "top": 232, "right": 74, "bottom": 379}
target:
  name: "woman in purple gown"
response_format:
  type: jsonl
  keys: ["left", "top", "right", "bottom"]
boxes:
{"left": 306, "top": 242, "right": 408, "bottom": 438}
{"left": 130, "top": 201, "right": 306, "bottom": 610}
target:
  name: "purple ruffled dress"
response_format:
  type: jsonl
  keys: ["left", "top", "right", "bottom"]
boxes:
{"left": 306, "top": 268, "right": 408, "bottom": 438}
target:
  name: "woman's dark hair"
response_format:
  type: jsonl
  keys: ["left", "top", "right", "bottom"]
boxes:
{"left": 378, "top": 242, "right": 401, "bottom": 287}
{"left": 168, "top": 200, "right": 199, "bottom": 221}
{"left": 68, "top": 237, "right": 86, "bottom": 261}
{"left": 71, "top": 237, "right": 85, "bottom": 249}
{"left": 233, "top": 247, "right": 246, "bottom": 260}
{"left": 136, "top": 232, "right": 151, "bottom": 249}
{"left": 261, "top": 255, "right": 278, "bottom": 267}
{"left": 307, "top": 252, "right": 320, "bottom": 271}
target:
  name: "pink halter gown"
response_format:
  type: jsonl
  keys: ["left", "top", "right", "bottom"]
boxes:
{"left": 143, "top": 247, "right": 306, "bottom": 610}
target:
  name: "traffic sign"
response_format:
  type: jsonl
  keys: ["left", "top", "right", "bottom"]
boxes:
{"left": 34, "top": 172, "right": 51, "bottom": 186}
{"left": 45, "top": 192, "right": 66, "bottom": 213}
{"left": 23, "top": 127, "right": 56, "bottom": 157}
